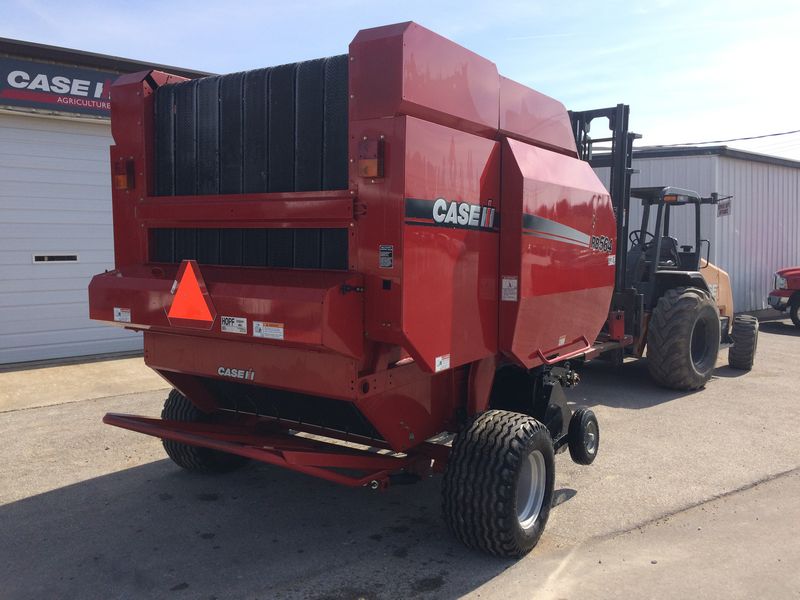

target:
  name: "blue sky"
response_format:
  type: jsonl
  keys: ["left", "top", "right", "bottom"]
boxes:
{"left": 2, "top": 0, "right": 799, "bottom": 158}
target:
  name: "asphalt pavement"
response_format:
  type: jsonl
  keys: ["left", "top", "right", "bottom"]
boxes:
{"left": 1, "top": 317, "right": 798, "bottom": 599}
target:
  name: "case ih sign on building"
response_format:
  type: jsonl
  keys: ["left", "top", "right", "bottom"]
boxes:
{"left": 0, "top": 57, "right": 115, "bottom": 116}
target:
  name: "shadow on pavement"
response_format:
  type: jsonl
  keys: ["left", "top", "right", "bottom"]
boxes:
{"left": 0, "top": 459, "right": 523, "bottom": 600}
{"left": 574, "top": 359, "right": 702, "bottom": 409}
{"left": 759, "top": 320, "right": 799, "bottom": 337}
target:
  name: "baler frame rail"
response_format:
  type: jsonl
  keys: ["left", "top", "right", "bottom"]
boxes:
{"left": 103, "top": 413, "right": 448, "bottom": 489}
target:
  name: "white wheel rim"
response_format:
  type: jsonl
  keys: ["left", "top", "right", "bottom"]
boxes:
{"left": 516, "top": 449, "right": 546, "bottom": 530}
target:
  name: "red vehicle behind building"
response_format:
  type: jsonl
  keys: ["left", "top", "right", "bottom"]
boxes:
{"left": 769, "top": 267, "right": 800, "bottom": 328}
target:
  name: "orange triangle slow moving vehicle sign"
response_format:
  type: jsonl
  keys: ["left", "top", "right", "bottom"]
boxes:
{"left": 167, "top": 260, "right": 216, "bottom": 329}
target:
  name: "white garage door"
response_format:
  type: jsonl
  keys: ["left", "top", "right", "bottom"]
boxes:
{"left": 0, "top": 112, "right": 142, "bottom": 364}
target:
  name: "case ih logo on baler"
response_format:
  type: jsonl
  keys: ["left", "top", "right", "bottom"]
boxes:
{"left": 404, "top": 197, "right": 499, "bottom": 231}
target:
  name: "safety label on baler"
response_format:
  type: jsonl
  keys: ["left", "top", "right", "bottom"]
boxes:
{"left": 113, "top": 307, "right": 131, "bottom": 323}
{"left": 501, "top": 276, "right": 518, "bottom": 302}
{"left": 221, "top": 316, "right": 247, "bottom": 334}
{"left": 379, "top": 245, "right": 394, "bottom": 269}
{"left": 253, "top": 321, "right": 285, "bottom": 340}
{"left": 435, "top": 354, "right": 451, "bottom": 372}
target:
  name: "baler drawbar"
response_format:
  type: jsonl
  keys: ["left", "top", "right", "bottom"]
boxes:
{"left": 89, "top": 21, "right": 614, "bottom": 557}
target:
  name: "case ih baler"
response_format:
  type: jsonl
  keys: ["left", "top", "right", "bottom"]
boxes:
{"left": 89, "top": 22, "right": 622, "bottom": 557}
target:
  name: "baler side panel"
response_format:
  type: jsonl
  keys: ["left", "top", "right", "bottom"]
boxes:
{"left": 349, "top": 22, "right": 500, "bottom": 138}
{"left": 498, "top": 76, "right": 578, "bottom": 158}
{"left": 500, "top": 138, "right": 616, "bottom": 369}
{"left": 350, "top": 117, "right": 407, "bottom": 349}
{"left": 110, "top": 70, "right": 187, "bottom": 269}
{"left": 401, "top": 117, "right": 500, "bottom": 372}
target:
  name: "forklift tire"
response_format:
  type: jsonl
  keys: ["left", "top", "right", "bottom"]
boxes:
{"left": 646, "top": 287, "right": 720, "bottom": 390}
{"left": 161, "top": 390, "right": 249, "bottom": 474}
{"left": 791, "top": 302, "right": 800, "bottom": 328}
{"left": 442, "top": 410, "right": 555, "bottom": 558}
{"left": 567, "top": 408, "right": 599, "bottom": 465}
{"left": 728, "top": 315, "right": 759, "bottom": 371}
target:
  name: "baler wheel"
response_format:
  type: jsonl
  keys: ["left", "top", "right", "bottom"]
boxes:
{"left": 646, "top": 287, "right": 720, "bottom": 390}
{"left": 567, "top": 408, "right": 599, "bottom": 465}
{"left": 442, "top": 410, "right": 555, "bottom": 557}
{"left": 161, "top": 390, "right": 249, "bottom": 474}
{"left": 728, "top": 315, "right": 759, "bottom": 370}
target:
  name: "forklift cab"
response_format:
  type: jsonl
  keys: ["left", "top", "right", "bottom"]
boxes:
{"left": 626, "top": 187, "right": 718, "bottom": 303}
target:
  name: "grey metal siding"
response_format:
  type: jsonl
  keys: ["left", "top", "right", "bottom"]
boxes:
{"left": 715, "top": 156, "right": 800, "bottom": 312}
{"left": 0, "top": 112, "right": 142, "bottom": 363}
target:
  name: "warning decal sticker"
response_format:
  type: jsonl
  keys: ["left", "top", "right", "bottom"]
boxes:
{"left": 254, "top": 321, "right": 285, "bottom": 340}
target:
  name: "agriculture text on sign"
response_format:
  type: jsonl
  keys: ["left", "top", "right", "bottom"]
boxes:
{"left": 0, "top": 57, "right": 118, "bottom": 117}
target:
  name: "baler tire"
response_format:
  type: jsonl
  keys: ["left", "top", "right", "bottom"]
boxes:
{"left": 791, "top": 302, "right": 800, "bottom": 328}
{"left": 161, "top": 390, "right": 248, "bottom": 474}
{"left": 442, "top": 410, "right": 555, "bottom": 558}
{"left": 567, "top": 408, "right": 599, "bottom": 465}
{"left": 646, "top": 287, "right": 720, "bottom": 390}
{"left": 728, "top": 315, "right": 759, "bottom": 371}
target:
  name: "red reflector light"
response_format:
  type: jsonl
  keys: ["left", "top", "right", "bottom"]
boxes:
{"left": 113, "top": 159, "right": 135, "bottom": 190}
{"left": 358, "top": 137, "right": 384, "bottom": 178}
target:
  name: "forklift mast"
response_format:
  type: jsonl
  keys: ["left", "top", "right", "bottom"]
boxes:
{"left": 569, "top": 104, "right": 643, "bottom": 342}
{"left": 569, "top": 105, "right": 639, "bottom": 295}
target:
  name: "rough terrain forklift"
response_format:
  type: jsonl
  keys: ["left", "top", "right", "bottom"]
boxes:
{"left": 571, "top": 107, "right": 759, "bottom": 389}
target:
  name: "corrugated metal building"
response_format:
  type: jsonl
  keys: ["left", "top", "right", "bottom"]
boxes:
{"left": 0, "top": 38, "right": 204, "bottom": 364}
{"left": 596, "top": 146, "right": 800, "bottom": 312}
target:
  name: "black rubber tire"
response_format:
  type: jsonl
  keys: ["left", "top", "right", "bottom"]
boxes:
{"left": 729, "top": 315, "right": 759, "bottom": 370}
{"left": 442, "top": 410, "right": 555, "bottom": 558}
{"left": 791, "top": 302, "right": 800, "bottom": 328}
{"left": 568, "top": 408, "right": 599, "bottom": 465}
{"left": 161, "top": 390, "right": 248, "bottom": 473}
{"left": 646, "top": 287, "right": 720, "bottom": 390}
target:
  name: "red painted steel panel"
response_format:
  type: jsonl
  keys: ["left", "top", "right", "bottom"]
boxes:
{"left": 356, "top": 364, "right": 462, "bottom": 451}
{"left": 350, "top": 116, "right": 406, "bottom": 349}
{"left": 350, "top": 22, "right": 500, "bottom": 137}
{"left": 109, "top": 71, "right": 186, "bottom": 268}
{"left": 499, "top": 76, "right": 578, "bottom": 158}
{"left": 89, "top": 265, "right": 365, "bottom": 358}
{"left": 144, "top": 331, "right": 360, "bottom": 401}
{"left": 135, "top": 191, "right": 353, "bottom": 224}
{"left": 401, "top": 117, "right": 500, "bottom": 372}
{"left": 499, "top": 138, "right": 616, "bottom": 369}
{"left": 350, "top": 115, "right": 499, "bottom": 373}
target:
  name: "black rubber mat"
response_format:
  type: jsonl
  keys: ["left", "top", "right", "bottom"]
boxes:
{"left": 153, "top": 55, "right": 348, "bottom": 196}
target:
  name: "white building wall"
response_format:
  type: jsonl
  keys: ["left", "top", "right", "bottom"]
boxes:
{"left": 0, "top": 112, "right": 142, "bottom": 363}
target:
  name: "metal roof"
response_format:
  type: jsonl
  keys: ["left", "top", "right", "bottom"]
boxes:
{"left": 0, "top": 37, "right": 210, "bottom": 79}
{"left": 631, "top": 145, "right": 800, "bottom": 170}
